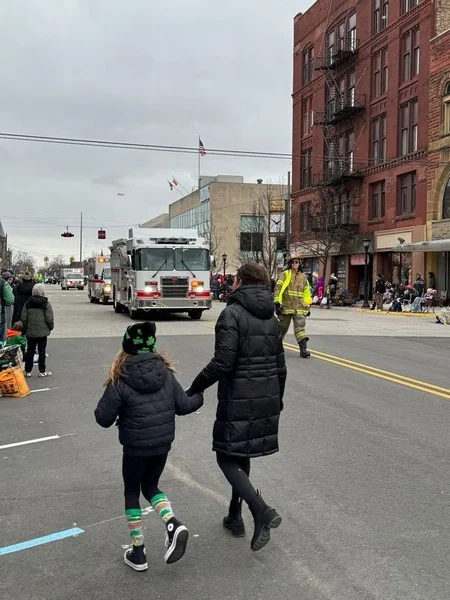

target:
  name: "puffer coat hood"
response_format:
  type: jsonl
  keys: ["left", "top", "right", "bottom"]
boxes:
{"left": 12, "top": 279, "right": 34, "bottom": 323}
{"left": 227, "top": 285, "right": 276, "bottom": 320}
{"left": 95, "top": 354, "right": 203, "bottom": 456}
{"left": 190, "top": 284, "right": 287, "bottom": 458}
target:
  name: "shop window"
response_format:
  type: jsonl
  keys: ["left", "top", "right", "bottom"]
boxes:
{"left": 397, "top": 171, "right": 416, "bottom": 216}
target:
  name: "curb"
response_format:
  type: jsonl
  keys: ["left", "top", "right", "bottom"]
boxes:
{"left": 356, "top": 309, "right": 436, "bottom": 318}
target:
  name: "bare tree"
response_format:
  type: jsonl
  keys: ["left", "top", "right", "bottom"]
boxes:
{"left": 47, "top": 255, "right": 68, "bottom": 278}
{"left": 296, "top": 185, "right": 357, "bottom": 272}
{"left": 10, "top": 250, "right": 35, "bottom": 274}
{"left": 236, "top": 185, "right": 286, "bottom": 279}
{"left": 202, "top": 220, "right": 222, "bottom": 265}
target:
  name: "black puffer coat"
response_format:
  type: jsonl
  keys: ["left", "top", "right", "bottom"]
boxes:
{"left": 13, "top": 280, "right": 34, "bottom": 324}
{"left": 190, "top": 285, "right": 287, "bottom": 458}
{"left": 95, "top": 353, "right": 203, "bottom": 456}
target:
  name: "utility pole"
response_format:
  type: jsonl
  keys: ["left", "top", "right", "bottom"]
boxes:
{"left": 285, "top": 171, "right": 291, "bottom": 256}
{"left": 79, "top": 212, "right": 83, "bottom": 263}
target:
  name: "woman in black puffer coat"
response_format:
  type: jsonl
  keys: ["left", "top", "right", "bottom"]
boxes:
{"left": 189, "top": 262, "right": 287, "bottom": 552}
{"left": 13, "top": 272, "right": 34, "bottom": 323}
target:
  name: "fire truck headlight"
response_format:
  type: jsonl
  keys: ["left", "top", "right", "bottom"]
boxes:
{"left": 103, "top": 284, "right": 111, "bottom": 293}
{"left": 144, "top": 285, "right": 152, "bottom": 294}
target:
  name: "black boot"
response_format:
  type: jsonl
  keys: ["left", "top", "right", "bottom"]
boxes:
{"left": 299, "top": 338, "right": 311, "bottom": 358}
{"left": 223, "top": 498, "right": 245, "bottom": 537}
{"left": 250, "top": 491, "right": 282, "bottom": 552}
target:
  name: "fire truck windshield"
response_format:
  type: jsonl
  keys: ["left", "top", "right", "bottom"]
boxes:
{"left": 135, "top": 248, "right": 210, "bottom": 272}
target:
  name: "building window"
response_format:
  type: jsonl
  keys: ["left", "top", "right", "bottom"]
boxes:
{"left": 401, "top": 0, "right": 419, "bottom": 14}
{"left": 302, "top": 46, "right": 314, "bottom": 85}
{"left": 348, "top": 70, "right": 356, "bottom": 106}
{"left": 370, "top": 181, "right": 385, "bottom": 219}
{"left": 443, "top": 82, "right": 450, "bottom": 135}
{"left": 373, "top": 0, "right": 389, "bottom": 34}
{"left": 300, "top": 201, "right": 312, "bottom": 232}
{"left": 301, "top": 149, "right": 313, "bottom": 188}
{"left": 326, "top": 30, "right": 335, "bottom": 65}
{"left": 443, "top": 176, "right": 450, "bottom": 220}
{"left": 400, "top": 99, "right": 418, "bottom": 156}
{"left": 240, "top": 216, "right": 263, "bottom": 252}
{"left": 302, "top": 96, "right": 314, "bottom": 136}
{"left": 397, "top": 172, "right": 416, "bottom": 216}
{"left": 402, "top": 28, "right": 419, "bottom": 83}
{"left": 348, "top": 13, "right": 357, "bottom": 51}
{"left": 371, "top": 114, "right": 387, "bottom": 164}
{"left": 373, "top": 48, "right": 388, "bottom": 98}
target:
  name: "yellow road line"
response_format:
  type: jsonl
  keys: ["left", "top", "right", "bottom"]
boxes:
{"left": 283, "top": 342, "right": 450, "bottom": 400}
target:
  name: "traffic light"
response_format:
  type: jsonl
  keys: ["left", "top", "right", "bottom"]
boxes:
{"left": 61, "top": 231, "right": 74, "bottom": 238}
{"left": 98, "top": 229, "right": 106, "bottom": 240}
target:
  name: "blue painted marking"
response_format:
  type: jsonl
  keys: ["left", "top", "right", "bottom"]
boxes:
{"left": 0, "top": 527, "right": 85, "bottom": 556}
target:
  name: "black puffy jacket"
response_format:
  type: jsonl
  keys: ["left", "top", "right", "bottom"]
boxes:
{"left": 13, "top": 280, "right": 34, "bottom": 324}
{"left": 190, "top": 285, "right": 287, "bottom": 458}
{"left": 95, "top": 353, "right": 203, "bottom": 456}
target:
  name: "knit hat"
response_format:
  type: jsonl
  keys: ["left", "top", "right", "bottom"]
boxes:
{"left": 122, "top": 322, "right": 157, "bottom": 355}
{"left": 2, "top": 271, "right": 12, "bottom": 280}
{"left": 23, "top": 271, "right": 32, "bottom": 281}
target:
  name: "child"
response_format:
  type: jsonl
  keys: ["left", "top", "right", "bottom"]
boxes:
{"left": 95, "top": 322, "right": 203, "bottom": 572}
{"left": 21, "top": 284, "right": 54, "bottom": 377}
{"left": 5, "top": 321, "right": 27, "bottom": 353}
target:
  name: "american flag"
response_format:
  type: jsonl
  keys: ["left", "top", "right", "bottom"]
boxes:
{"left": 199, "top": 139, "right": 206, "bottom": 156}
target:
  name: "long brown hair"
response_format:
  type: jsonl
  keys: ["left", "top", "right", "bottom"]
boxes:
{"left": 104, "top": 349, "right": 177, "bottom": 387}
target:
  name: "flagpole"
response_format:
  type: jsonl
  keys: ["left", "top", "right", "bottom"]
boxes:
{"left": 198, "top": 135, "right": 201, "bottom": 193}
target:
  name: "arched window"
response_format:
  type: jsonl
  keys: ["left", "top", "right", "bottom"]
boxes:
{"left": 443, "top": 82, "right": 450, "bottom": 134}
{"left": 443, "top": 177, "right": 450, "bottom": 220}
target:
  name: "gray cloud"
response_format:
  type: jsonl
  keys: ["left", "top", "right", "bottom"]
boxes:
{"left": 0, "top": 0, "right": 307, "bottom": 263}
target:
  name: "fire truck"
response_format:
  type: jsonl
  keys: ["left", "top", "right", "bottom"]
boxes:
{"left": 110, "top": 228, "right": 212, "bottom": 319}
{"left": 87, "top": 255, "right": 112, "bottom": 304}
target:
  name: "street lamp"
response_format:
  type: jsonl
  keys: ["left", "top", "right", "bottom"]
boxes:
{"left": 222, "top": 253, "right": 227, "bottom": 277}
{"left": 362, "top": 237, "right": 371, "bottom": 308}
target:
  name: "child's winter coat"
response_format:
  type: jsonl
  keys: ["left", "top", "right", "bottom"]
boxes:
{"left": 95, "top": 354, "right": 203, "bottom": 456}
{"left": 5, "top": 328, "right": 27, "bottom": 352}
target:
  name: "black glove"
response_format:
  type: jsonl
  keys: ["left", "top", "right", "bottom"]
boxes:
{"left": 275, "top": 303, "right": 282, "bottom": 316}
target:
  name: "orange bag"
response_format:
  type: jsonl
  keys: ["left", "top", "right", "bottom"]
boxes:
{"left": 0, "top": 366, "right": 30, "bottom": 398}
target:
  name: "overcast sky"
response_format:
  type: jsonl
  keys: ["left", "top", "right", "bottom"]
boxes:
{"left": 0, "top": 0, "right": 309, "bottom": 266}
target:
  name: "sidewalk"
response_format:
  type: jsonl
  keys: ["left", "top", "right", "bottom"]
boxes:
{"left": 356, "top": 307, "right": 438, "bottom": 318}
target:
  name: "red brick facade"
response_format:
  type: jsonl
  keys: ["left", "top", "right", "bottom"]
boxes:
{"left": 292, "top": 0, "right": 436, "bottom": 295}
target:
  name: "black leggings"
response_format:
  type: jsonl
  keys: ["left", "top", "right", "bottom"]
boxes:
{"left": 122, "top": 453, "right": 168, "bottom": 510}
{"left": 216, "top": 453, "right": 260, "bottom": 515}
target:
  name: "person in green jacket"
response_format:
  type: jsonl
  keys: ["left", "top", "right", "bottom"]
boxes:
{"left": 22, "top": 284, "right": 54, "bottom": 377}
{"left": 0, "top": 274, "right": 15, "bottom": 342}
{"left": 5, "top": 320, "right": 28, "bottom": 352}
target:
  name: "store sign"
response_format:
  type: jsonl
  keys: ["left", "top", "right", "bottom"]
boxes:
{"left": 269, "top": 199, "right": 284, "bottom": 212}
{"left": 350, "top": 254, "right": 366, "bottom": 266}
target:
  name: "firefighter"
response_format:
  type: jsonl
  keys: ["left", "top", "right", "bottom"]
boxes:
{"left": 274, "top": 254, "right": 312, "bottom": 358}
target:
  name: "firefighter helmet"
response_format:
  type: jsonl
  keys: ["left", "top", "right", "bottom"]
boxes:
{"left": 288, "top": 253, "right": 303, "bottom": 265}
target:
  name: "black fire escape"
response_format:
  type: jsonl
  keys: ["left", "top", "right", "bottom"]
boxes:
{"left": 313, "top": 36, "right": 366, "bottom": 189}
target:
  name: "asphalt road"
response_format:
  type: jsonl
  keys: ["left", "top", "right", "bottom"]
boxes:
{"left": 1, "top": 289, "right": 450, "bottom": 600}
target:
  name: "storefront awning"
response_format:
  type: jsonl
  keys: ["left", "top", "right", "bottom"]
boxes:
{"left": 394, "top": 239, "right": 450, "bottom": 252}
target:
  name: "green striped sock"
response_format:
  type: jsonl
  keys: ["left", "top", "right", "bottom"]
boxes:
{"left": 151, "top": 493, "right": 174, "bottom": 524}
{"left": 125, "top": 508, "right": 144, "bottom": 546}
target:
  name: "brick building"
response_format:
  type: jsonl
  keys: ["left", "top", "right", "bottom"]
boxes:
{"left": 292, "top": 0, "right": 448, "bottom": 297}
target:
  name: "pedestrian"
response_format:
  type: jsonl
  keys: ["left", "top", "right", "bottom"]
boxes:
{"left": 12, "top": 270, "right": 34, "bottom": 324}
{"left": 0, "top": 272, "right": 15, "bottom": 342}
{"left": 428, "top": 272, "right": 436, "bottom": 291}
{"left": 211, "top": 276, "right": 220, "bottom": 300}
{"left": 316, "top": 275, "right": 325, "bottom": 307}
{"left": 188, "top": 262, "right": 286, "bottom": 552}
{"left": 374, "top": 274, "right": 386, "bottom": 311}
{"left": 94, "top": 321, "right": 203, "bottom": 571}
{"left": 21, "top": 283, "right": 54, "bottom": 377}
{"left": 274, "top": 253, "right": 313, "bottom": 357}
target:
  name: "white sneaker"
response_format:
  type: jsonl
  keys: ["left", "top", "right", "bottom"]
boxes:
{"left": 38, "top": 372, "right": 52, "bottom": 377}
{"left": 25, "top": 372, "right": 32, "bottom": 377}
